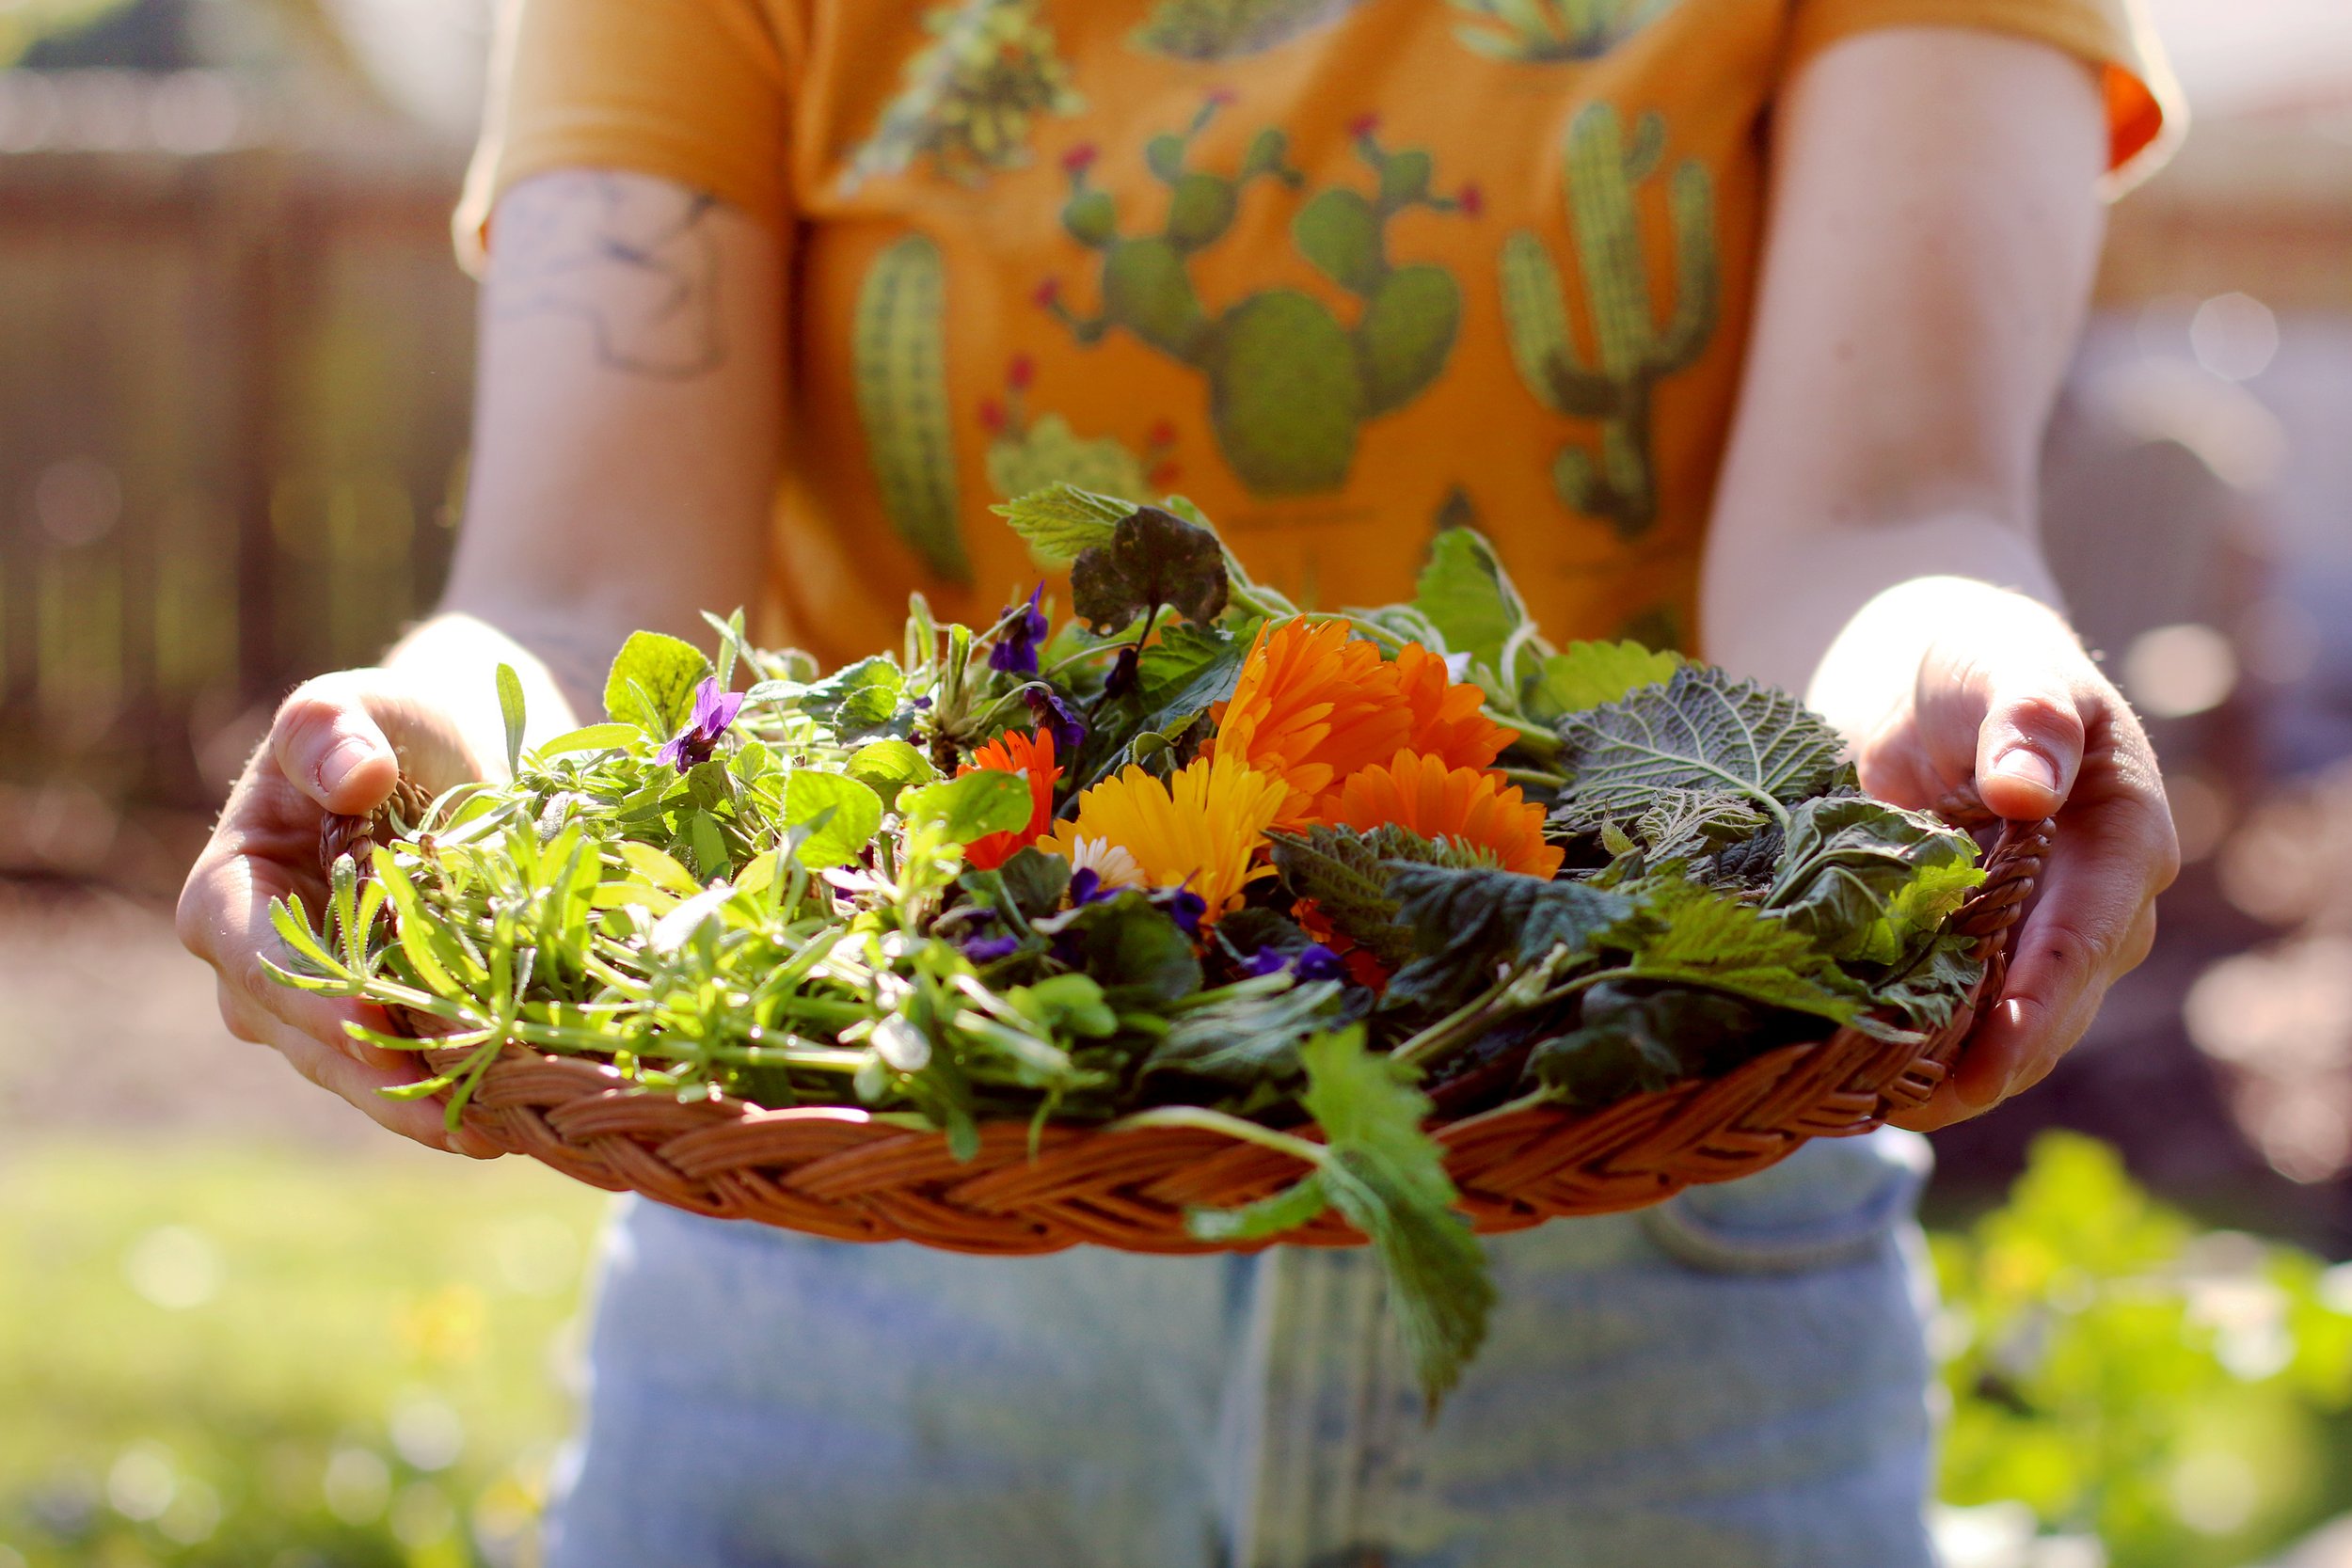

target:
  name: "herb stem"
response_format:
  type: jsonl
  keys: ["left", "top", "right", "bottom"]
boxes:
{"left": 1106, "top": 1106, "right": 1329, "bottom": 1168}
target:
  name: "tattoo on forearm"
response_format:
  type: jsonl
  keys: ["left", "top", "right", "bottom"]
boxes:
{"left": 489, "top": 172, "right": 725, "bottom": 378}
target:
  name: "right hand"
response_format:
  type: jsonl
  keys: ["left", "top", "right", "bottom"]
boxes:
{"left": 177, "top": 670, "right": 504, "bottom": 1156}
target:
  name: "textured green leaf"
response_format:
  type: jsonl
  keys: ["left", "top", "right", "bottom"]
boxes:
{"left": 1600, "top": 878, "right": 1863, "bottom": 1022}
{"left": 1766, "top": 795, "right": 1982, "bottom": 962}
{"left": 990, "top": 482, "right": 1132, "bottom": 562}
{"left": 784, "top": 770, "right": 884, "bottom": 869}
{"left": 900, "top": 770, "right": 1031, "bottom": 846}
{"left": 1070, "top": 505, "right": 1230, "bottom": 633}
{"left": 537, "top": 721, "right": 640, "bottom": 757}
{"left": 603, "top": 631, "right": 712, "bottom": 734}
{"left": 752, "top": 655, "right": 906, "bottom": 736}
{"left": 1386, "top": 863, "right": 1633, "bottom": 976}
{"left": 1265, "top": 825, "right": 1489, "bottom": 970}
{"left": 1188, "top": 1173, "right": 1331, "bottom": 1243}
{"left": 1145, "top": 979, "right": 1349, "bottom": 1087}
{"left": 1296, "top": 1029, "right": 1492, "bottom": 1407}
{"left": 1412, "top": 527, "right": 1528, "bottom": 673}
{"left": 1875, "top": 930, "right": 1988, "bottom": 1032}
{"left": 1557, "top": 664, "right": 1846, "bottom": 818}
{"left": 1526, "top": 639, "right": 1683, "bottom": 721}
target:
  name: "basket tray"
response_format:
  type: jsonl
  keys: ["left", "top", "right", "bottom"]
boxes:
{"left": 340, "top": 807, "right": 2051, "bottom": 1256}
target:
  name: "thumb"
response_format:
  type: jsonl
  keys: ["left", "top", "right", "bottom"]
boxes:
{"left": 1971, "top": 664, "right": 2087, "bottom": 822}
{"left": 271, "top": 672, "right": 403, "bottom": 816}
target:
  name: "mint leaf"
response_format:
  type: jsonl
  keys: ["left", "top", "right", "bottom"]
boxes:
{"left": 1599, "top": 878, "right": 1864, "bottom": 1023}
{"left": 604, "top": 630, "right": 713, "bottom": 734}
{"left": 1296, "top": 1029, "right": 1493, "bottom": 1407}
{"left": 1070, "top": 505, "right": 1230, "bottom": 633}
{"left": 1557, "top": 664, "right": 1846, "bottom": 820}
{"left": 1526, "top": 638, "right": 1683, "bottom": 721}
{"left": 1412, "top": 528, "right": 1528, "bottom": 674}
{"left": 990, "top": 482, "right": 1132, "bottom": 562}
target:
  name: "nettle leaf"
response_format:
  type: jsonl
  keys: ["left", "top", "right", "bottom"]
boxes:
{"left": 1070, "top": 505, "right": 1230, "bottom": 633}
{"left": 1526, "top": 639, "right": 1683, "bottom": 722}
{"left": 1387, "top": 863, "right": 1633, "bottom": 981}
{"left": 845, "top": 739, "right": 937, "bottom": 810}
{"left": 991, "top": 482, "right": 1131, "bottom": 562}
{"left": 1143, "top": 978, "right": 1349, "bottom": 1088}
{"left": 1630, "top": 788, "right": 1768, "bottom": 865}
{"left": 1875, "top": 930, "right": 1988, "bottom": 1031}
{"left": 1557, "top": 664, "right": 1846, "bottom": 820}
{"left": 1295, "top": 1029, "right": 1493, "bottom": 1407}
{"left": 784, "top": 770, "right": 883, "bottom": 869}
{"left": 1526, "top": 980, "right": 1755, "bottom": 1107}
{"left": 604, "top": 631, "right": 713, "bottom": 734}
{"left": 1412, "top": 528, "right": 1528, "bottom": 673}
{"left": 750, "top": 655, "right": 905, "bottom": 736}
{"left": 1765, "top": 796, "right": 1983, "bottom": 963}
{"left": 901, "top": 769, "right": 1033, "bottom": 846}
{"left": 1266, "top": 826, "right": 1429, "bottom": 969}
{"left": 1599, "top": 877, "right": 1864, "bottom": 1023}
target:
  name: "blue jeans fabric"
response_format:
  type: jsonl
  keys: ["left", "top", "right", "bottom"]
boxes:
{"left": 543, "top": 1128, "right": 1939, "bottom": 1568}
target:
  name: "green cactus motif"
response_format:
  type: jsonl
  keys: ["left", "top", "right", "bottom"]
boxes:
{"left": 1500, "top": 103, "right": 1718, "bottom": 539}
{"left": 980, "top": 356, "right": 1174, "bottom": 503}
{"left": 1130, "top": 0, "right": 1375, "bottom": 60}
{"left": 1619, "top": 602, "right": 1686, "bottom": 654}
{"left": 1043, "top": 102, "right": 1472, "bottom": 498}
{"left": 1450, "top": 0, "right": 1680, "bottom": 61}
{"left": 841, "top": 0, "right": 1084, "bottom": 193}
{"left": 854, "top": 234, "right": 970, "bottom": 583}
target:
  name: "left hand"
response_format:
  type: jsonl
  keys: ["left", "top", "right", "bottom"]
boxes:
{"left": 1855, "top": 599, "right": 2180, "bottom": 1131}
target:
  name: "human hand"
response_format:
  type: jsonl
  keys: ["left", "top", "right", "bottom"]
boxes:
{"left": 177, "top": 670, "right": 504, "bottom": 1155}
{"left": 1855, "top": 600, "right": 2180, "bottom": 1131}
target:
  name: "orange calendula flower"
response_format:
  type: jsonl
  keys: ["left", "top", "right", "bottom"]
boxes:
{"left": 1391, "top": 641, "right": 1512, "bottom": 774}
{"left": 1331, "top": 750, "right": 1565, "bottom": 879}
{"left": 1212, "top": 619, "right": 1414, "bottom": 824}
{"left": 1040, "top": 753, "right": 1285, "bottom": 918}
{"left": 958, "top": 728, "right": 1058, "bottom": 870}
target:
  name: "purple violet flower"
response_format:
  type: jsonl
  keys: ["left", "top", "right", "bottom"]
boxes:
{"left": 657, "top": 677, "right": 745, "bottom": 772}
{"left": 961, "top": 933, "right": 1023, "bottom": 964}
{"left": 988, "top": 585, "right": 1050, "bottom": 676}
{"left": 1242, "top": 942, "right": 1345, "bottom": 983}
{"left": 1152, "top": 885, "right": 1208, "bottom": 942}
{"left": 1025, "top": 687, "right": 1088, "bottom": 756}
{"left": 1068, "top": 867, "right": 1120, "bottom": 908}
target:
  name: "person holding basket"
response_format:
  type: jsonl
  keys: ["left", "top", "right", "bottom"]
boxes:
{"left": 179, "top": 1, "right": 2180, "bottom": 1562}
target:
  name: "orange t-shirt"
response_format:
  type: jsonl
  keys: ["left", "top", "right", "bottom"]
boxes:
{"left": 459, "top": 0, "right": 2171, "bottom": 666}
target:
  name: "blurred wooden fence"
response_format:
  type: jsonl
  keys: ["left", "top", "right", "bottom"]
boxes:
{"left": 0, "top": 73, "right": 475, "bottom": 822}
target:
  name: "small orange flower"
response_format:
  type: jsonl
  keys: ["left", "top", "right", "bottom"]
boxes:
{"left": 1330, "top": 750, "right": 1565, "bottom": 879}
{"left": 1391, "top": 642, "right": 1512, "bottom": 774}
{"left": 958, "top": 728, "right": 1058, "bottom": 870}
{"left": 1212, "top": 619, "right": 1414, "bottom": 824}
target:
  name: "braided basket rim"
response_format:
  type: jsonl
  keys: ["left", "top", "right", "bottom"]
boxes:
{"left": 351, "top": 807, "right": 2052, "bottom": 1255}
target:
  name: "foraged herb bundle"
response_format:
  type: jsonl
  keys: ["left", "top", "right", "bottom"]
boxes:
{"left": 271, "top": 486, "right": 1990, "bottom": 1402}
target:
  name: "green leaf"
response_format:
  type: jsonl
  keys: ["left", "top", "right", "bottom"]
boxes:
{"left": 1070, "top": 505, "right": 1230, "bottom": 633}
{"left": 1412, "top": 527, "right": 1528, "bottom": 673}
{"left": 1265, "top": 826, "right": 1450, "bottom": 970}
{"left": 684, "top": 758, "right": 734, "bottom": 813}
{"left": 1525, "top": 981, "right": 1785, "bottom": 1108}
{"left": 1188, "top": 1172, "right": 1332, "bottom": 1243}
{"left": 1629, "top": 787, "right": 1769, "bottom": 864}
{"left": 751, "top": 656, "right": 905, "bottom": 736}
{"left": 1875, "top": 930, "right": 1987, "bottom": 1032}
{"left": 1526, "top": 639, "right": 1683, "bottom": 721}
{"left": 603, "top": 631, "right": 713, "bottom": 735}
{"left": 1295, "top": 1029, "right": 1493, "bottom": 1408}
{"left": 784, "top": 770, "right": 884, "bottom": 869}
{"left": 1385, "top": 862, "right": 1633, "bottom": 984}
{"left": 1765, "top": 795, "right": 1983, "bottom": 962}
{"left": 1600, "top": 878, "right": 1863, "bottom": 1022}
{"left": 990, "top": 482, "right": 1132, "bottom": 562}
{"left": 686, "top": 809, "right": 729, "bottom": 880}
{"left": 1556, "top": 664, "right": 1847, "bottom": 820}
{"left": 900, "top": 770, "right": 1032, "bottom": 846}
{"left": 495, "top": 663, "right": 527, "bottom": 776}
{"left": 1071, "top": 894, "right": 1203, "bottom": 1006}
{"left": 993, "top": 847, "right": 1072, "bottom": 920}
{"left": 1145, "top": 979, "right": 1349, "bottom": 1088}
{"left": 537, "top": 721, "right": 640, "bottom": 757}
{"left": 845, "top": 739, "right": 938, "bottom": 810}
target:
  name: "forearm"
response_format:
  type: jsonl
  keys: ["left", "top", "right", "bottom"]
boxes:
{"left": 378, "top": 611, "right": 605, "bottom": 772}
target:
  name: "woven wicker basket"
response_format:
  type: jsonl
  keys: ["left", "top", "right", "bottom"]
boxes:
{"left": 322, "top": 800, "right": 2051, "bottom": 1256}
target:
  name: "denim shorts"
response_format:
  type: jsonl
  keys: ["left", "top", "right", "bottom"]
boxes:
{"left": 543, "top": 1128, "right": 1939, "bottom": 1568}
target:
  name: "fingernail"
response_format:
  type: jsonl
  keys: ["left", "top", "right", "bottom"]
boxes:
{"left": 1994, "top": 746, "right": 2058, "bottom": 794}
{"left": 317, "top": 737, "right": 373, "bottom": 796}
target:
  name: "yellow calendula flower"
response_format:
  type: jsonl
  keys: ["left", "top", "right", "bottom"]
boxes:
{"left": 1041, "top": 754, "right": 1285, "bottom": 918}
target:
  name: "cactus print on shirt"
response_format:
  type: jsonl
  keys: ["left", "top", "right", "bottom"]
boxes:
{"left": 461, "top": 0, "right": 2165, "bottom": 668}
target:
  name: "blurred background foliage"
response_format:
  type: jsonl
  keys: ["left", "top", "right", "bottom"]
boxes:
{"left": 4, "top": 0, "right": 2352, "bottom": 1564}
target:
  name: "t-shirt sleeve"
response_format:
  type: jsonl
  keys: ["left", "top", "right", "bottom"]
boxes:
{"left": 1785, "top": 0, "right": 2181, "bottom": 192}
{"left": 454, "top": 0, "right": 794, "bottom": 272}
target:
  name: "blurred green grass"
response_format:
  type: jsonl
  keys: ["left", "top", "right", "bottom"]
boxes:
{"left": 0, "top": 1145, "right": 608, "bottom": 1568}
